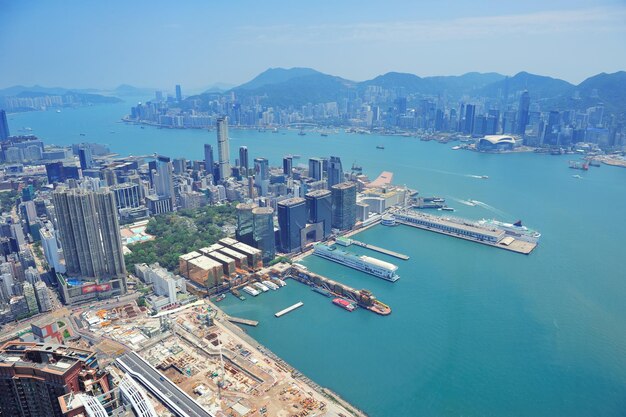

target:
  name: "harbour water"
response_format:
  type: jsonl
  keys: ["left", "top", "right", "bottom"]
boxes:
{"left": 9, "top": 101, "right": 626, "bottom": 416}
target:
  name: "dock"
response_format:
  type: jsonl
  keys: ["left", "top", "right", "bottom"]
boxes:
{"left": 349, "top": 239, "right": 409, "bottom": 260}
{"left": 275, "top": 302, "right": 304, "bottom": 318}
{"left": 225, "top": 315, "right": 259, "bottom": 326}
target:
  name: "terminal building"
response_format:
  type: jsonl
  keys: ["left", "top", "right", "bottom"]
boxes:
{"left": 477, "top": 135, "right": 516, "bottom": 152}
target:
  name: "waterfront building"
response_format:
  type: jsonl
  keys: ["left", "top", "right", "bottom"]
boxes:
{"left": 477, "top": 135, "right": 516, "bottom": 151}
{"left": 0, "top": 341, "right": 112, "bottom": 417}
{"left": 216, "top": 117, "right": 231, "bottom": 181}
{"left": 283, "top": 156, "right": 293, "bottom": 177}
{"left": 239, "top": 146, "right": 249, "bottom": 175}
{"left": 277, "top": 197, "right": 307, "bottom": 253}
{"left": 77, "top": 145, "right": 93, "bottom": 170}
{"left": 254, "top": 157, "right": 270, "bottom": 196}
{"left": 52, "top": 186, "right": 126, "bottom": 280}
{"left": 0, "top": 109, "right": 9, "bottom": 140}
{"left": 464, "top": 104, "right": 476, "bottom": 135}
{"left": 306, "top": 189, "right": 332, "bottom": 239}
{"left": 516, "top": 91, "right": 530, "bottom": 135}
{"left": 331, "top": 182, "right": 357, "bottom": 230}
{"left": 308, "top": 157, "right": 324, "bottom": 181}
{"left": 252, "top": 206, "right": 276, "bottom": 264}
{"left": 327, "top": 156, "right": 344, "bottom": 188}
{"left": 236, "top": 203, "right": 256, "bottom": 245}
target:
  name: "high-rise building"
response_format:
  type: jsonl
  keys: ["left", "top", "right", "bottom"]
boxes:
{"left": 327, "top": 156, "right": 344, "bottom": 188}
{"left": 34, "top": 281, "right": 52, "bottom": 312}
{"left": 216, "top": 117, "right": 231, "bottom": 181}
{"left": 464, "top": 104, "right": 476, "bottom": 134}
{"left": 306, "top": 189, "right": 332, "bottom": 239}
{"left": 173, "top": 157, "right": 187, "bottom": 174}
{"left": 254, "top": 157, "right": 270, "bottom": 196}
{"left": 252, "top": 207, "right": 276, "bottom": 264}
{"left": 308, "top": 157, "right": 324, "bottom": 181}
{"left": 0, "top": 342, "right": 112, "bottom": 417}
{"left": 0, "top": 109, "right": 9, "bottom": 140}
{"left": 235, "top": 203, "right": 256, "bottom": 245}
{"left": 516, "top": 91, "right": 530, "bottom": 135}
{"left": 277, "top": 197, "right": 307, "bottom": 253}
{"left": 175, "top": 84, "right": 182, "bottom": 102}
{"left": 77, "top": 145, "right": 93, "bottom": 170}
{"left": 331, "top": 182, "right": 357, "bottom": 231}
{"left": 153, "top": 156, "right": 175, "bottom": 208}
{"left": 282, "top": 156, "right": 293, "bottom": 177}
{"left": 112, "top": 182, "right": 143, "bottom": 210}
{"left": 52, "top": 186, "right": 126, "bottom": 279}
{"left": 204, "top": 143, "right": 214, "bottom": 174}
{"left": 22, "top": 281, "right": 39, "bottom": 314}
{"left": 239, "top": 146, "right": 249, "bottom": 175}
{"left": 40, "top": 227, "right": 65, "bottom": 273}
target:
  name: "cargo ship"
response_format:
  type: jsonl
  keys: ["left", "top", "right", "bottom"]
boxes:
{"left": 477, "top": 219, "right": 541, "bottom": 243}
{"left": 333, "top": 298, "right": 357, "bottom": 312}
{"left": 242, "top": 286, "right": 260, "bottom": 297}
{"left": 313, "top": 244, "right": 400, "bottom": 282}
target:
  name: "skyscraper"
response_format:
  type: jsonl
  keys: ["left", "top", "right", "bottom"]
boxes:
{"left": 331, "top": 182, "right": 357, "bottom": 231}
{"left": 277, "top": 197, "right": 307, "bottom": 253}
{"left": 204, "top": 143, "right": 214, "bottom": 173}
{"left": 239, "top": 146, "right": 249, "bottom": 175}
{"left": 216, "top": 117, "right": 231, "bottom": 181}
{"left": 236, "top": 203, "right": 256, "bottom": 245}
{"left": 306, "top": 189, "right": 332, "bottom": 239}
{"left": 153, "top": 155, "right": 175, "bottom": 208}
{"left": 0, "top": 109, "right": 9, "bottom": 140}
{"left": 52, "top": 186, "right": 126, "bottom": 279}
{"left": 516, "top": 91, "right": 530, "bottom": 135}
{"left": 283, "top": 156, "right": 293, "bottom": 177}
{"left": 327, "top": 156, "right": 344, "bottom": 188}
{"left": 464, "top": 104, "right": 476, "bottom": 135}
{"left": 175, "top": 84, "right": 182, "bottom": 102}
{"left": 77, "top": 145, "right": 93, "bottom": 170}
{"left": 308, "top": 157, "right": 324, "bottom": 181}
{"left": 254, "top": 157, "right": 270, "bottom": 196}
{"left": 252, "top": 207, "right": 276, "bottom": 263}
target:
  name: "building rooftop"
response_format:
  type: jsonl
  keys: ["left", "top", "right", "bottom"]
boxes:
{"left": 188, "top": 255, "right": 222, "bottom": 270}
{"left": 306, "top": 189, "right": 331, "bottom": 198}
{"left": 179, "top": 251, "right": 202, "bottom": 261}
{"left": 252, "top": 207, "right": 273, "bottom": 215}
{"left": 0, "top": 341, "right": 96, "bottom": 375}
{"left": 278, "top": 197, "right": 306, "bottom": 207}
{"left": 331, "top": 181, "right": 356, "bottom": 190}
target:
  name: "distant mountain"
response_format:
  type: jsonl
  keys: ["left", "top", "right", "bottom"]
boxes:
{"left": 201, "top": 83, "right": 236, "bottom": 94}
{"left": 0, "top": 85, "right": 69, "bottom": 96}
{"left": 112, "top": 84, "right": 156, "bottom": 97}
{"left": 477, "top": 71, "right": 574, "bottom": 100}
{"left": 235, "top": 67, "right": 323, "bottom": 91}
{"left": 572, "top": 71, "right": 626, "bottom": 114}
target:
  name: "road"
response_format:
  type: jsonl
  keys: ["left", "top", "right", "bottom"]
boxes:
{"left": 117, "top": 351, "right": 214, "bottom": 417}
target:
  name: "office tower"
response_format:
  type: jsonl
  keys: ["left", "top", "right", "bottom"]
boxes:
{"left": 0, "top": 342, "right": 111, "bottom": 417}
{"left": 252, "top": 207, "right": 276, "bottom": 264}
{"left": 152, "top": 155, "right": 175, "bottom": 209}
{"left": 112, "top": 182, "right": 143, "bottom": 209}
{"left": 306, "top": 189, "right": 332, "bottom": 239}
{"left": 327, "top": 156, "right": 344, "bottom": 188}
{"left": 34, "top": 281, "right": 52, "bottom": 312}
{"left": 204, "top": 143, "right": 214, "bottom": 173}
{"left": 22, "top": 281, "right": 38, "bottom": 314}
{"left": 283, "top": 156, "right": 293, "bottom": 177}
{"left": 277, "top": 197, "right": 307, "bottom": 253}
{"left": 464, "top": 104, "right": 476, "bottom": 134}
{"left": 308, "top": 157, "right": 324, "bottom": 181}
{"left": 236, "top": 203, "right": 256, "bottom": 245}
{"left": 216, "top": 117, "right": 231, "bottom": 181}
{"left": 40, "top": 227, "right": 65, "bottom": 273}
{"left": 543, "top": 110, "right": 561, "bottom": 146}
{"left": 516, "top": 91, "right": 530, "bottom": 135}
{"left": 77, "top": 145, "right": 93, "bottom": 170}
{"left": 239, "top": 146, "right": 249, "bottom": 175}
{"left": 0, "top": 109, "right": 9, "bottom": 140}
{"left": 52, "top": 186, "right": 126, "bottom": 279}
{"left": 254, "top": 157, "right": 270, "bottom": 196}
{"left": 331, "top": 182, "right": 357, "bottom": 230}
{"left": 175, "top": 84, "right": 182, "bottom": 102}
{"left": 173, "top": 157, "right": 186, "bottom": 174}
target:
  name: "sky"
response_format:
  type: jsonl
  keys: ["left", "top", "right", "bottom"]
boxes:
{"left": 1, "top": 0, "right": 626, "bottom": 91}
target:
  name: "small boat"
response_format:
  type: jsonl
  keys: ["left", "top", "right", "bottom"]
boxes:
{"left": 79, "top": 133, "right": 86, "bottom": 136}
{"left": 481, "top": 175, "right": 489, "bottom": 179}
{"left": 451, "top": 145, "right": 461, "bottom": 150}
{"left": 215, "top": 294, "right": 226, "bottom": 302}
{"left": 239, "top": 296, "right": 246, "bottom": 301}
{"left": 320, "top": 133, "right": 328, "bottom": 137}
{"left": 56, "top": 110, "right": 61, "bottom": 113}
{"left": 572, "top": 174, "right": 582, "bottom": 179}
{"left": 376, "top": 145, "right": 385, "bottom": 150}
{"left": 440, "top": 207, "right": 455, "bottom": 212}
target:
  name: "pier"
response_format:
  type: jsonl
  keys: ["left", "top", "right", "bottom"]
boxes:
{"left": 225, "top": 315, "right": 259, "bottom": 327}
{"left": 275, "top": 302, "right": 304, "bottom": 317}
{"left": 348, "top": 239, "right": 409, "bottom": 260}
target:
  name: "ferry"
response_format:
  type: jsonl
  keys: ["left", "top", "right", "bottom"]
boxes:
{"left": 477, "top": 219, "right": 541, "bottom": 243}
{"left": 253, "top": 282, "right": 269, "bottom": 292}
{"left": 333, "top": 298, "right": 357, "bottom": 312}
{"left": 439, "top": 207, "right": 455, "bottom": 212}
{"left": 215, "top": 294, "right": 226, "bottom": 302}
{"left": 242, "top": 286, "right": 260, "bottom": 297}
{"left": 262, "top": 280, "right": 279, "bottom": 290}
{"left": 451, "top": 145, "right": 461, "bottom": 150}
{"left": 313, "top": 244, "right": 400, "bottom": 282}
{"left": 320, "top": 133, "right": 328, "bottom": 137}
{"left": 276, "top": 278, "right": 287, "bottom": 287}
{"left": 376, "top": 145, "right": 385, "bottom": 149}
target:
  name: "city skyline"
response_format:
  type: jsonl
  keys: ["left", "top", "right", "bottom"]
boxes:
{"left": 1, "top": 1, "right": 625, "bottom": 90}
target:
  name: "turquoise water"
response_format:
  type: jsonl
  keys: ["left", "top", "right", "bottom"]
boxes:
{"left": 9, "top": 102, "right": 626, "bottom": 416}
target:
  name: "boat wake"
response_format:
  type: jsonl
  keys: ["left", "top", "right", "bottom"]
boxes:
{"left": 470, "top": 200, "right": 509, "bottom": 217}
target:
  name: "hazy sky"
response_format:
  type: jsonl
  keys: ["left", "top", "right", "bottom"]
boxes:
{"left": 1, "top": 0, "right": 625, "bottom": 91}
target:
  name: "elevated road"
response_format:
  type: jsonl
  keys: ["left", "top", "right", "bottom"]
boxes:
{"left": 117, "top": 351, "right": 214, "bottom": 417}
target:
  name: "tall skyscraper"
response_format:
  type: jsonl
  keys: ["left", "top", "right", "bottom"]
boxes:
{"left": 464, "top": 104, "right": 476, "bottom": 134}
{"left": 283, "top": 156, "right": 293, "bottom": 177}
{"left": 52, "top": 186, "right": 126, "bottom": 279}
{"left": 277, "top": 197, "right": 307, "bottom": 253}
{"left": 252, "top": 207, "right": 276, "bottom": 263}
{"left": 306, "top": 189, "right": 332, "bottom": 239}
{"left": 331, "top": 182, "right": 357, "bottom": 231}
{"left": 153, "top": 155, "right": 175, "bottom": 208}
{"left": 204, "top": 143, "right": 214, "bottom": 173}
{"left": 239, "top": 146, "right": 249, "bottom": 175}
{"left": 175, "top": 84, "right": 182, "bottom": 102}
{"left": 308, "top": 157, "right": 324, "bottom": 181}
{"left": 254, "top": 157, "right": 270, "bottom": 196}
{"left": 0, "top": 109, "right": 9, "bottom": 140}
{"left": 216, "top": 117, "right": 231, "bottom": 181}
{"left": 516, "top": 90, "right": 530, "bottom": 135}
{"left": 327, "top": 156, "right": 344, "bottom": 188}
{"left": 236, "top": 203, "right": 256, "bottom": 245}
{"left": 77, "top": 145, "right": 93, "bottom": 170}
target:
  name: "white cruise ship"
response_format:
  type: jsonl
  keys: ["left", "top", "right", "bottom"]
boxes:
{"left": 242, "top": 286, "right": 260, "bottom": 296}
{"left": 253, "top": 282, "right": 269, "bottom": 292}
{"left": 478, "top": 219, "right": 541, "bottom": 243}
{"left": 313, "top": 244, "right": 400, "bottom": 282}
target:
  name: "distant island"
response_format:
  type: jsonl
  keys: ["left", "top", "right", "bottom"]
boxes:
{"left": 0, "top": 85, "right": 122, "bottom": 112}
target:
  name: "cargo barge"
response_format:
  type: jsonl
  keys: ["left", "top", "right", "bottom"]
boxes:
{"left": 333, "top": 298, "right": 357, "bottom": 312}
